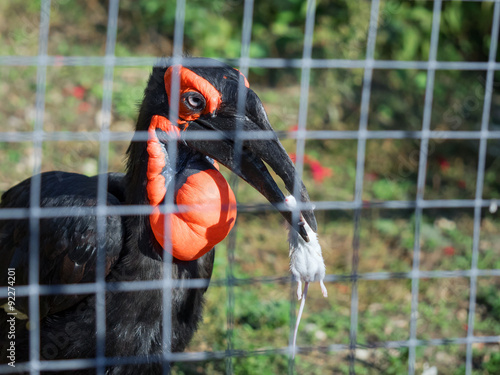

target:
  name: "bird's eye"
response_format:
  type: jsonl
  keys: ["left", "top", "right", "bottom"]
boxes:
{"left": 182, "top": 92, "right": 206, "bottom": 113}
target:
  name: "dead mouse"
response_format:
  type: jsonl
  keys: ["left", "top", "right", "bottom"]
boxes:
{"left": 284, "top": 195, "right": 328, "bottom": 359}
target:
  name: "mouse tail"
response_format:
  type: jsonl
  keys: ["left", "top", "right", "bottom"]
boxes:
{"left": 292, "top": 281, "right": 309, "bottom": 359}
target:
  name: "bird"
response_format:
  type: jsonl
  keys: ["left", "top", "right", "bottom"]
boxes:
{"left": 0, "top": 58, "right": 319, "bottom": 374}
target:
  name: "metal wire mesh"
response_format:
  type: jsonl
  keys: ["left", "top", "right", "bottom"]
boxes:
{"left": 0, "top": 0, "right": 499, "bottom": 374}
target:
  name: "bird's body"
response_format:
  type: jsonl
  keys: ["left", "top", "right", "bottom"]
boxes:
{"left": 0, "top": 58, "right": 320, "bottom": 374}
{"left": 0, "top": 171, "right": 213, "bottom": 374}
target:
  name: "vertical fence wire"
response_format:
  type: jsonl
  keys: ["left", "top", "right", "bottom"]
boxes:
{"left": 287, "top": 0, "right": 317, "bottom": 373}
{"left": 349, "top": 0, "right": 380, "bottom": 373}
{"left": 0, "top": 0, "right": 499, "bottom": 374}
{"left": 224, "top": 0, "right": 256, "bottom": 373}
{"left": 28, "top": 1, "right": 51, "bottom": 374}
{"left": 465, "top": 2, "right": 500, "bottom": 374}
{"left": 95, "top": 1, "right": 120, "bottom": 374}
{"left": 163, "top": 1, "right": 187, "bottom": 373}
{"left": 408, "top": 1, "right": 442, "bottom": 373}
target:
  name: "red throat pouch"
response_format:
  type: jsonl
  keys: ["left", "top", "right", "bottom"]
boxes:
{"left": 146, "top": 115, "right": 237, "bottom": 261}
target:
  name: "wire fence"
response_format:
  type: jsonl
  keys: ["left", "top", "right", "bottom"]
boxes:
{"left": 0, "top": 0, "right": 499, "bottom": 374}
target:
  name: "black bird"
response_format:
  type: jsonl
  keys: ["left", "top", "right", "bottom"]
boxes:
{"left": 0, "top": 58, "right": 317, "bottom": 374}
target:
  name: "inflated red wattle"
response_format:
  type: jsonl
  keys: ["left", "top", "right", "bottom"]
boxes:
{"left": 146, "top": 115, "right": 237, "bottom": 261}
{"left": 150, "top": 169, "right": 237, "bottom": 261}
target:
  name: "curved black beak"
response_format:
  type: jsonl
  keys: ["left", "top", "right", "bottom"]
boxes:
{"left": 182, "top": 90, "right": 317, "bottom": 241}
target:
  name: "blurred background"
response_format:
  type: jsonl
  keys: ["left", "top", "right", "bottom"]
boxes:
{"left": 0, "top": 0, "right": 499, "bottom": 374}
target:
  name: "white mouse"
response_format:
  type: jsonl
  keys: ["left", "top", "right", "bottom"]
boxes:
{"left": 284, "top": 195, "right": 327, "bottom": 358}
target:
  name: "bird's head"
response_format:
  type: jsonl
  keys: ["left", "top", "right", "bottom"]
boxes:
{"left": 128, "top": 58, "right": 316, "bottom": 261}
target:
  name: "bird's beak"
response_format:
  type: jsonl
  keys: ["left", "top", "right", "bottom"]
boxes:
{"left": 182, "top": 90, "right": 317, "bottom": 241}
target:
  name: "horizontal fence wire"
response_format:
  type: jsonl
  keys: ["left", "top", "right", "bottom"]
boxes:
{"left": 0, "top": 0, "right": 499, "bottom": 374}
{"left": 1, "top": 56, "right": 500, "bottom": 70}
{"left": 1, "top": 129, "right": 500, "bottom": 143}
{"left": 2, "top": 334, "right": 500, "bottom": 375}
{"left": 3, "top": 332, "right": 500, "bottom": 375}
{"left": 3, "top": 269, "right": 500, "bottom": 300}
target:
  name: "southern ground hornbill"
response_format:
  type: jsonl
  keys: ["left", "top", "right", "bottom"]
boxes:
{"left": 0, "top": 58, "right": 322, "bottom": 374}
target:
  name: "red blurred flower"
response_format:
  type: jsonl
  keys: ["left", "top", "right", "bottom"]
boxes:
{"left": 443, "top": 246, "right": 455, "bottom": 256}
{"left": 309, "top": 159, "right": 333, "bottom": 183}
{"left": 289, "top": 152, "right": 333, "bottom": 183}
{"left": 457, "top": 180, "right": 466, "bottom": 189}
{"left": 437, "top": 155, "right": 450, "bottom": 172}
{"left": 72, "top": 86, "right": 86, "bottom": 100}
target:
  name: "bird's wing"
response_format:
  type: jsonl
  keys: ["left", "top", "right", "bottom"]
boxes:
{"left": 0, "top": 171, "right": 125, "bottom": 319}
